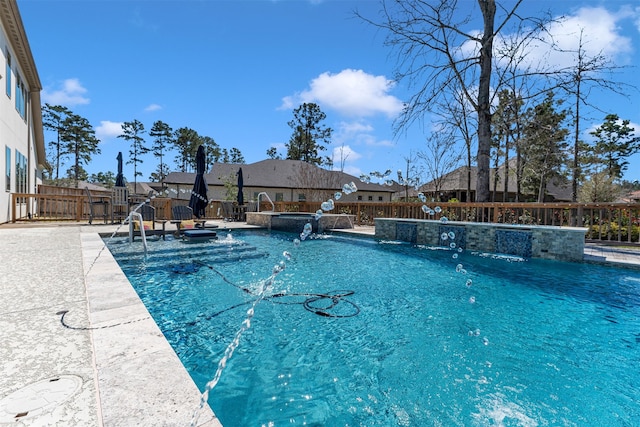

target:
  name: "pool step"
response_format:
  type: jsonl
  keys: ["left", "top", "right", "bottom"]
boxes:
{"left": 114, "top": 241, "right": 269, "bottom": 273}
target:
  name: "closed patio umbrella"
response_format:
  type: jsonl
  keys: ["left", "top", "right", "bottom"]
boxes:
{"left": 115, "top": 152, "right": 125, "bottom": 187}
{"left": 237, "top": 167, "right": 244, "bottom": 206}
{"left": 189, "top": 145, "right": 209, "bottom": 218}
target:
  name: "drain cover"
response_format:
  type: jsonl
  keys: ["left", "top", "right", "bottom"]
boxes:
{"left": 0, "top": 375, "right": 83, "bottom": 422}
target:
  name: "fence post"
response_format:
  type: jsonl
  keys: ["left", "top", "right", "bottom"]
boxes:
{"left": 78, "top": 195, "right": 84, "bottom": 222}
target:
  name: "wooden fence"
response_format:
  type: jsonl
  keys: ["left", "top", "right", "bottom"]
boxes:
{"left": 9, "top": 190, "right": 640, "bottom": 244}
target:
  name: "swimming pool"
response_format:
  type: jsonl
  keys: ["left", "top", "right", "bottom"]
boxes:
{"left": 106, "top": 230, "right": 640, "bottom": 426}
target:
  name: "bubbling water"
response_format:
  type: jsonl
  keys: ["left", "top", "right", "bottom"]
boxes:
{"left": 300, "top": 222, "right": 313, "bottom": 241}
{"left": 321, "top": 199, "right": 335, "bottom": 212}
{"left": 189, "top": 243, "right": 292, "bottom": 427}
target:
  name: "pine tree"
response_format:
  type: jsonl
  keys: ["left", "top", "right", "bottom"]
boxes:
{"left": 521, "top": 92, "right": 569, "bottom": 202}
{"left": 286, "top": 103, "right": 332, "bottom": 166}
{"left": 589, "top": 114, "right": 640, "bottom": 180}
{"left": 149, "top": 120, "right": 173, "bottom": 187}
{"left": 118, "top": 120, "right": 149, "bottom": 189}
{"left": 60, "top": 113, "right": 101, "bottom": 188}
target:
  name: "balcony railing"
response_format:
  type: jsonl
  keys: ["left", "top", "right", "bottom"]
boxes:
{"left": 9, "top": 193, "right": 640, "bottom": 244}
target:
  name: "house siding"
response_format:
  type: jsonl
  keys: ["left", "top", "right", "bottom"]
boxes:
{"left": 0, "top": 0, "right": 45, "bottom": 224}
{"left": 162, "top": 160, "right": 395, "bottom": 203}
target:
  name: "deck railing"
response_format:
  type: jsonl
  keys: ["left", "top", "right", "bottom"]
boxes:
{"left": 268, "top": 201, "right": 640, "bottom": 244}
{"left": 10, "top": 192, "right": 173, "bottom": 223}
{"left": 9, "top": 193, "right": 640, "bottom": 244}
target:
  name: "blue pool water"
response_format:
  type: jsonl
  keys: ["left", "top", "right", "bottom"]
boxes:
{"left": 106, "top": 230, "right": 640, "bottom": 426}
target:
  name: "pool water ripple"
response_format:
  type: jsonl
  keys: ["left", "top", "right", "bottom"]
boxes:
{"left": 106, "top": 231, "right": 640, "bottom": 426}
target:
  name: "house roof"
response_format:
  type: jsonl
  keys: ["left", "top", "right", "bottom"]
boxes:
{"left": 619, "top": 190, "right": 640, "bottom": 203}
{"left": 164, "top": 159, "right": 395, "bottom": 193}
{"left": 420, "top": 161, "right": 573, "bottom": 201}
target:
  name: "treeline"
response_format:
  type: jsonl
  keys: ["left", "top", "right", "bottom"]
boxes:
{"left": 488, "top": 92, "right": 640, "bottom": 203}
{"left": 41, "top": 104, "right": 245, "bottom": 188}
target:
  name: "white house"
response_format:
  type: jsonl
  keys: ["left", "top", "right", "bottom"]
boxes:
{"left": 0, "top": 0, "right": 46, "bottom": 223}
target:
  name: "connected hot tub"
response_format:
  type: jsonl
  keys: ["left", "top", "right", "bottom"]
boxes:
{"left": 246, "top": 212, "right": 355, "bottom": 233}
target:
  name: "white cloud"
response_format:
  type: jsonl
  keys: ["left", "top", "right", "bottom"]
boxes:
{"left": 334, "top": 120, "right": 395, "bottom": 148}
{"left": 495, "top": 6, "right": 636, "bottom": 71}
{"left": 545, "top": 7, "right": 633, "bottom": 66}
{"left": 41, "top": 78, "right": 90, "bottom": 106}
{"left": 332, "top": 144, "right": 362, "bottom": 166}
{"left": 95, "top": 120, "right": 123, "bottom": 141}
{"left": 339, "top": 121, "right": 374, "bottom": 134}
{"left": 342, "top": 164, "right": 362, "bottom": 177}
{"left": 281, "top": 69, "right": 404, "bottom": 118}
{"left": 583, "top": 118, "right": 640, "bottom": 143}
{"left": 144, "top": 103, "right": 162, "bottom": 112}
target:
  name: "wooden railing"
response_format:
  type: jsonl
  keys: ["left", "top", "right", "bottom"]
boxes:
{"left": 10, "top": 192, "right": 173, "bottom": 223}
{"left": 267, "top": 201, "right": 640, "bottom": 244}
{"left": 9, "top": 193, "right": 640, "bottom": 244}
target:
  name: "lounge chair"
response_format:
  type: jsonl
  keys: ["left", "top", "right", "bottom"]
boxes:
{"left": 221, "top": 201, "right": 239, "bottom": 221}
{"left": 246, "top": 201, "right": 258, "bottom": 213}
{"left": 85, "top": 187, "right": 111, "bottom": 224}
{"left": 171, "top": 205, "right": 217, "bottom": 235}
{"left": 171, "top": 205, "right": 198, "bottom": 235}
{"left": 131, "top": 204, "right": 167, "bottom": 239}
{"left": 112, "top": 186, "right": 129, "bottom": 223}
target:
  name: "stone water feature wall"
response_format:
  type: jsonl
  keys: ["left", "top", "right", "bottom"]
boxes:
{"left": 375, "top": 218, "right": 587, "bottom": 262}
{"left": 246, "top": 212, "right": 355, "bottom": 233}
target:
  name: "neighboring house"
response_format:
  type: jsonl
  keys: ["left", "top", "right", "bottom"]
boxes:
{"left": 418, "top": 162, "right": 572, "bottom": 202}
{"left": 127, "top": 181, "right": 155, "bottom": 197}
{"left": 619, "top": 190, "right": 640, "bottom": 203}
{"left": 161, "top": 159, "right": 396, "bottom": 203}
{"left": 0, "top": 0, "right": 46, "bottom": 223}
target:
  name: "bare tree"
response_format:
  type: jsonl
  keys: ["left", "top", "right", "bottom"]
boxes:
{"left": 433, "top": 81, "right": 477, "bottom": 202}
{"left": 294, "top": 162, "right": 342, "bottom": 202}
{"left": 554, "top": 29, "right": 636, "bottom": 201}
{"left": 358, "top": 0, "right": 547, "bottom": 202}
{"left": 396, "top": 151, "right": 422, "bottom": 201}
{"left": 334, "top": 143, "right": 350, "bottom": 172}
{"left": 492, "top": 89, "right": 525, "bottom": 201}
{"left": 418, "top": 132, "right": 463, "bottom": 201}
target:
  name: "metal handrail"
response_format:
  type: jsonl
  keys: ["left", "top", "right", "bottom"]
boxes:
{"left": 128, "top": 211, "right": 148, "bottom": 256}
{"left": 257, "top": 192, "right": 275, "bottom": 212}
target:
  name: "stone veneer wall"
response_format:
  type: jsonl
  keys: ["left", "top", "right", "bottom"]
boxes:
{"left": 246, "top": 212, "right": 355, "bottom": 233}
{"left": 375, "top": 218, "right": 587, "bottom": 262}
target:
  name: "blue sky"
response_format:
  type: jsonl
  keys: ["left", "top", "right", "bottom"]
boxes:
{"left": 17, "top": 0, "right": 640, "bottom": 185}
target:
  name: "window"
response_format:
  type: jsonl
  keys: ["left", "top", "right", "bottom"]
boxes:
{"left": 5, "top": 146, "right": 11, "bottom": 191}
{"left": 16, "top": 150, "right": 27, "bottom": 195}
{"left": 275, "top": 193, "right": 284, "bottom": 202}
{"left": 368, "top": 195, "right": 373, "bottom": 201}
{"left": 357, "top": 195, "right": 362, "bottom": 201}
{"left": 5, "top": 51, "right": 11, "bottom": 98}
{"left": 298, "top": 193, "right": 306, "bottom": 202}
{"left": 378, "top": 196, "right": 383, "bottom": 201}
{"left": 15, "top": 74, "right": 26, "bottom": 118}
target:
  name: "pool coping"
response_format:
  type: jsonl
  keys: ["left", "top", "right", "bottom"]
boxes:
{"left": 0, "top": 224, "right": 221, "bottom": 427}
{"left": 81, "top": 229, "right": 221, "bottom": 427}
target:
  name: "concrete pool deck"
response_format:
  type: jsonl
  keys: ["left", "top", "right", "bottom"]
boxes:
{"left": 0, "top": 220, "right": 638, "bottom": 426}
